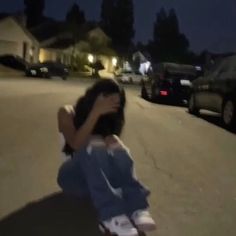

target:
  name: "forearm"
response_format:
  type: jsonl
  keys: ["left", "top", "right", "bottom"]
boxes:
{"left": 70, "top": 111, "right": 99, "bottom": 150}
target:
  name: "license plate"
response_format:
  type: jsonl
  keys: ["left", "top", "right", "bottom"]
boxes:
{"left": 180, "top": 80, "right": 191, "bottom": 86}
{"left": 31, "top": 70, "right": 37, "bottom": 75}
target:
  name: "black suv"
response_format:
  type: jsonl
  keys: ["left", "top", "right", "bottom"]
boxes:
{"left": 26, "top": 61, "right": 69, "bottom": 80}
{"left": 0, "top": 54, "right": 29, "bottom": 71}
{"left": 189, "top": 55, "right": 236, "bottom": 130}
{"left": 141, "top": 63, "right": 201, "bottom": 104}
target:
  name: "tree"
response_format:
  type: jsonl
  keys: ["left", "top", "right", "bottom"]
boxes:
{"left": 24, "top": 0, "right": 45, "bottom": 28}
{"left": 153, "top": 8, "right": 168, "bottom": 44}
{"left": 114, "top": 0, "right": 135, "bottom": 53}
{"left": 100, "top": 0, "right": 115, "bottom": 37}
{"left": 168, "top": 9, "right": 179, "bottom": 36}
{"left": 100, "top": 0, "right": 135, "bottom": 55}
{"left": 66, "top": 3, "right": 86, "bottom": 29}
{"left": 66, "top": 3, "right": 86, "bottom": 67}
{"left": 149, "top": 8, "right": 190, "bottom": 63}
{"left": 66, "top": 3, "right": 86, "bottom": 40}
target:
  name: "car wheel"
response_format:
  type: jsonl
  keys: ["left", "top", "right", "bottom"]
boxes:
{"left": 150, "top": 86, "right": 156, "bottom": 102}
{"left": 129, "top": 77, "right": 133, "bottom": 84}
{"left": 222, "top": 98, "right": 236, "bottom": 130}
{"left": 42, "top": 73, "right": 47, "bottom": 78}
{"left": 62, "top": 76, "right": 67, "bottom": 81}
{"left": 45, "top": 73, "right": 51, "bottom": 79}
{"left": 188, "top": 94, "right": 200, "bottom": 115}
{"left": 141, "top": 84, "right": 148, "bottom": 100}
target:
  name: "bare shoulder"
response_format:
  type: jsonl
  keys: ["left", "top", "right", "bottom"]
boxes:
{"left": 58, "top": 105, "right": 75, "bottom": 118}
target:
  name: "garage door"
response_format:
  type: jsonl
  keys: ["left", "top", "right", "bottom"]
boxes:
{"left": 0, "top": 40, "right": 18, "bottom": 56}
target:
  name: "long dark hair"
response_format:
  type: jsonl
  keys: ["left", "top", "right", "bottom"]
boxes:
{"left": 63, "top": 79, "right": 126, "bottom": 155}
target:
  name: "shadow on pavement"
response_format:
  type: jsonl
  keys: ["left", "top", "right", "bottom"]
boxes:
{"left": 0, "top": 192, "right": 102, "bottom": 236}
{"left": 140, "top": 95, "right": 187, "bottom": 108}
{"left": 189, "top": 111, "right": 236, "bottom": 134}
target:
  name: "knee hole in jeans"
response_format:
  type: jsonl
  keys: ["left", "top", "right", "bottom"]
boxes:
{"left": 86, "top": 140, "right": 107, "bottom": 155}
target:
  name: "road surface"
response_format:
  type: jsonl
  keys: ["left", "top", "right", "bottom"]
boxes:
{"left": 0, "top": 77, "right": 236, "bottom": 236}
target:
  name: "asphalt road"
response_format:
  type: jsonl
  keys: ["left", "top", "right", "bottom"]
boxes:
{"left": 0, "top": 77, "right": 236, "bottom": 236}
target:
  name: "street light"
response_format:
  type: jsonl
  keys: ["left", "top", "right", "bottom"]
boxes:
{"left": 88, "top": 54, "right": 94, "bottom": 63}
{"left": 112, "top": 57, "right": 118, "bottom": 67}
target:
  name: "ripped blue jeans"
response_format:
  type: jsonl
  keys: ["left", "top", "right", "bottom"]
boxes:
{"left": 57, "top": 139, "right": 150, "bottom": 221}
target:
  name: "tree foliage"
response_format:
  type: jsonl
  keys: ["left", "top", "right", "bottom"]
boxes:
{"left": 24, "top": 0, "right": 45, "bottom": 28}
{"left": 66, "top": 3, "right": 86, "bottom": 28}
{"left": 66, "top": 3, "right": 86, "bottom": 44}
{"left": 149, "top": 8, "right": 190, "bottom": 63}
{"left": 100, "top": 0, "right": 135, "bottom": 55}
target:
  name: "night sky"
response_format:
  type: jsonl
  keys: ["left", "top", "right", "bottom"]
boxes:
{"left": 1, "top": 0, "right": 236, "bottom": 53}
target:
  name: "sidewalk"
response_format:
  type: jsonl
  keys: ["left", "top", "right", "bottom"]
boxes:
{"left": 0, "top": 65, "right": 23, "bottom": 78}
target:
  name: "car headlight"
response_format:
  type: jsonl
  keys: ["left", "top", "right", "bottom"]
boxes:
{"left": 40, "top": 67, "right": 48, "bottom": 73}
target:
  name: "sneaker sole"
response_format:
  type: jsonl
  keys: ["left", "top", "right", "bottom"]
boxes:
{"left": 136, "top": 223, "right": 157, "bottom": 232}
{"left": 99, "top": 224, "right": 139, "bottom": 236}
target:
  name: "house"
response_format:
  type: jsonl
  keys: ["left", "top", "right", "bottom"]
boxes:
{"left": 30, "top": 21, "right": 118, "bottom": 76}
{"left": 131, "top": 51, "right": 152, "bottom": 75}
{"left": 0, "top": 16, "right": 39, "bottom": 63}
{"left": 0, "top": 15, "right": 118, "bottom": 77}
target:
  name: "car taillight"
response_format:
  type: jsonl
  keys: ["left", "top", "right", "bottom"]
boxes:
{"left": 160, "top": 90, "right": 168, "bottom": 96}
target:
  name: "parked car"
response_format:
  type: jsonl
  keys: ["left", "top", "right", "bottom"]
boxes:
{"left": 116, "top": 71, "right": 149, "bottom": 84}
{"left": 189, "top": 55, "right": 236, "bottom": 130}
{"left": 26, "top": 61, "right": 69, "bottom": 80}
{"left": 141, "top": 63, "right": 201, "bottom": 104}
{"left": 0, "top": 54, "right": 29, "bottom": 71}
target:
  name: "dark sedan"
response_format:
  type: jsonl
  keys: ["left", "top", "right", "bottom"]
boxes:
{"left": 189, "top": 55, "right": 236, "bottom": 130}
{"left": 26, "top": 61, "right": 69, "bottom": 80}
{"left": 0, "top": 54, "right": 29, "bottom": 71}
{"left": 141, "top": 63, "right": 201, "bottom": 104}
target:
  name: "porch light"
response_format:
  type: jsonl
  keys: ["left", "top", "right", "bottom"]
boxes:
{"left": 88, "top": 54, "right": 94, "bottom": 63}
{"left": 112, "top": 57, "right": 118, "bottom": 66}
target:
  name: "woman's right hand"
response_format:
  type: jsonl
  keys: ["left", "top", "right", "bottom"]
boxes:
{"left": 92, "top": 94, "right": 120, "bottom": 117}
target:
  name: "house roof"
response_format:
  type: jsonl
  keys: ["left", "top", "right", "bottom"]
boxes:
{"left": 47, "top": 38, "right": 75, "bottom": 49}
{"left": 133, "top": 51, "right": 151, "bottom": 62}
{"left": 0, "top": 16, "right": 39, "bottom": 44}
{"left": 30, "top": 20, "right": 98, "bottom": 44}
{"left": 87, "top": 27, "right": 111, "bottom": 42}
{"left": 30, "top": 20, "right": 68, "bottom": 42}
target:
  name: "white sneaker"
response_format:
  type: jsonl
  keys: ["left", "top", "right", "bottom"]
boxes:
{"left": 131, "top": 209, "right": 156, "bottom": 232}
{"left": 103, "top": 215, "right": 138, "bottom": 236}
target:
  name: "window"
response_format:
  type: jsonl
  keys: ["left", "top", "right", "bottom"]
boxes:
{"left": 22, "top": 42, "right": 27, "bottom": 60}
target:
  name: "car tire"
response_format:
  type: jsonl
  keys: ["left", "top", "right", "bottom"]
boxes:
{"left": 45, "top": 73, "right": 51, "bottom": 79}
{"left": 150, "top": 87, "right": 156, "bottom": 102}
{"left": 62, "top": 76, "right": 67, "bottom": 81}
{"left": 188, "top": 94, "right": 200, "bottom": 115}
{"left": 222, "top": 98, "right": 236, "bottom": 131}
{"left": 129, "top": 77, "right": 133, "bottom": 84}
{"left": 42, "top": 73, "right": 47, "bottom": 78}
{"left": 141, "top": 84, "right": 149, "bottom": 100}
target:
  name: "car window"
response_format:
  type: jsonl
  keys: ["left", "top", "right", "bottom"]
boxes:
{"left": 217, "top": 64, "right": 230, "bottom": 75}
{"left": 212, "top": 58, "right": 236, "bottom": 79}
